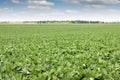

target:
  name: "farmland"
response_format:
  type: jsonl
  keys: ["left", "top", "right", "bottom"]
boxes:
{"left": 0, "top": 23, "right": 120, "bottom": 80}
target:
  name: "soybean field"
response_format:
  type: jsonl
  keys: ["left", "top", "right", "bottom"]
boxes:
{"left": 0, "top": 24, "right": 120, "bottom": 80}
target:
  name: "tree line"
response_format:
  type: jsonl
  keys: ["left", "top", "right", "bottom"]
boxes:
{"left": 23, "top": 20, "right": 104, "bottom": 24}
{"left": 0, "top": 20, "right": 120, "bottom": 24}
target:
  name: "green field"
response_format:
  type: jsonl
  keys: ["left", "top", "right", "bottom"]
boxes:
{"left": 0, "top": 24, "right": 120, "bottom": 80}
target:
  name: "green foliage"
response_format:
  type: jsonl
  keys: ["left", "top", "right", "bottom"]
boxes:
{"left": 0, "top": 24, "right": 120, "bottom": 80}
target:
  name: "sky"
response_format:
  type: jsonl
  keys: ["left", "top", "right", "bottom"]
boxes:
{"left": 0, "top": 0, "right": 120, "bottom": 22}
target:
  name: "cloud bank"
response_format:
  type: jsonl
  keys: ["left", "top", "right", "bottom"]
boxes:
{"left": 0, "top": 0, "right": 120, "bottom": 22}
{"left": 63, "top": 0, "right": 120, "bottom": 4}
{"left": 27, "top": 0, "right": 54, "bottom": 9}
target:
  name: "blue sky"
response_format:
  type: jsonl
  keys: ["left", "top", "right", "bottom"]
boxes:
{"left": 0, "top": 0, "right": 120, "bottom": 22}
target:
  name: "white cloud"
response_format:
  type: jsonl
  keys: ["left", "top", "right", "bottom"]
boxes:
{"left": 11, "top": 0, "right": 20, "bottom": 4}
{"left": 11, "top": 0, "right": 54, "bottom": 9}
{"left": 63, "top": 0, "right": 80, "bottom": 4}
{"left": 27, "top": 0, "right": 54, "bottom": 9}
{"left": 62, "top": 0, "right": 120, "bottom": 5}
{"left": 27, "top": 5, "right": 52, "bottom": 9}
{"left": 1, "top": 9, "right": 120, "bottom": 22}
{"left": 85, "top": 4, "right": 105, "bottom": 8}
{"left": 0, "top": 8, "right": 10, "bottom": 13}
{"left": 62, "top": 0, "right": 120, "bottom": 9}
{"left": 27, "top": 6, "right": 37, "bottom": 9}
{"left": 64, "top": 10, "right": 78, "bottom": 14}
{"left": 28, "top": 0, "right": 54, "bottom": 6}
{"left": 0, "top": 0, "right": 120, "bottom": 22}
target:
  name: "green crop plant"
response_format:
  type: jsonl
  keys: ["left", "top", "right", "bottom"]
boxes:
{"left": 0, "top": 23, "right": 120, "bottom": 80}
